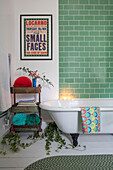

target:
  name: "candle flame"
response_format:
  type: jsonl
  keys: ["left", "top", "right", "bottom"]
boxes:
{"left": 60, "top": 95, "right": 73, "bottom": 101}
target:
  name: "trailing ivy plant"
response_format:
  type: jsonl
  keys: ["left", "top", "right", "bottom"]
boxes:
{"left": 1, "top": 132, "right": 38, "bottom": 154}
{"left": 0, "top": 123, "right": 86, "bottom": 156}
{"left": 40, "top": 122, "right": 86, "bottom": 155}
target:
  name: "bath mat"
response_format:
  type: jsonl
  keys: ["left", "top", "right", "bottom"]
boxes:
{"left": 81, "top": 107, "right": 101, "bottom": 134}
{"left": 24, "top": 155, "right": 113, "bottom": 170}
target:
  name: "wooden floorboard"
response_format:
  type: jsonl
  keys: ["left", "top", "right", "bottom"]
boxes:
{"left": 0, "top": 134, "right": 113, "bottom": 169}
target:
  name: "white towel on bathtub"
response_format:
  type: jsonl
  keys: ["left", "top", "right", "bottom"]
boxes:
{"left": 0, "top": 51, "right": 11, "bottom": 112}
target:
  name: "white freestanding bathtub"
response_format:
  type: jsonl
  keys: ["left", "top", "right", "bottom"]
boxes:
{"left": 40, "top": 99, "right": 113, "bottom": 134}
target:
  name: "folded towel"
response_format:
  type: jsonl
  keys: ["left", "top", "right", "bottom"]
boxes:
{"left": 81, "top": 107, "right": 101, "bottom": 134}
{"left": 12, "top": 113, "right": 27, "bottom": 125}
{"left": 26, "top": 114, "right": 40, "bottom": 125}
{"left": 18, "top": 100, "right": 37, "bottom": 105}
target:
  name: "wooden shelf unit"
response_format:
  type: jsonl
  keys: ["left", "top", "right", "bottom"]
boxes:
{"left": 10, "top": 85, "right": 42, "bottom": 134}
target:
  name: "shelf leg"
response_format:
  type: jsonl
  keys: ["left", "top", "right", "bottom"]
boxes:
{"left": 34, "top": 131, "right": 39, "bottom": 137}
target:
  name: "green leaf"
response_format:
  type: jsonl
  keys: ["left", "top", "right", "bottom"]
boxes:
{"left": 17, "top": 67, "right": 22, "bottom": 70}
{"left": 1, "top": 139, "right": 6, "bottom": 144}
{"left": 3, "top": 151, "right": 6, "bottom": 156}
{"left": 65, "top": 146, "right": 69, "bottom": 149}
{"left": 46, "top": 152, "right": 50, "bottom": 155}
{"left": 27, "top": 135, "right": 32, "bottom": 139}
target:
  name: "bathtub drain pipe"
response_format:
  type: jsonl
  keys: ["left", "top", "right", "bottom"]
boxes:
{"left": 70, "top": 133, "right": 79, "bottom": 147}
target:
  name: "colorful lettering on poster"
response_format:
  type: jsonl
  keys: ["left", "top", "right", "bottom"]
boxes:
{"left": 25, "top": 19, "right": 48, "bottom": 55}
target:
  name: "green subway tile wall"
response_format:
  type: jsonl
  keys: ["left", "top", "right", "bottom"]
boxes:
{"left": 59, "top": 0, "right": 113, "bottom": 98}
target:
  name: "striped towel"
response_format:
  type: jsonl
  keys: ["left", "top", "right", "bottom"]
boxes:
{"left": 81, "top": 107, "right": 101, "bottom": 134}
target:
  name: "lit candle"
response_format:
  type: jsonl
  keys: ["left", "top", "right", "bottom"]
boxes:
{"left": 68, "top": 96, "right": 71, "bottom": 100}
{"left": 63, "top": 96, "right": 67, "bottom": 100}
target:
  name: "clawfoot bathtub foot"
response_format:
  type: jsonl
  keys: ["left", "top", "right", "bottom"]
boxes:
{"left": 70, "top": 133, "right": 79, "bottom": 147}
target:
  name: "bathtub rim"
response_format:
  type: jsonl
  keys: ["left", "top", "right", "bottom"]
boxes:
{"left": 39, "top": 99, "right": 113, "bottom": 112}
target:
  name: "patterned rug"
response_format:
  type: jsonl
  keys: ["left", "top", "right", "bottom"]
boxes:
{"left": 25, "top": 155, "right": 113, "bottom": 170}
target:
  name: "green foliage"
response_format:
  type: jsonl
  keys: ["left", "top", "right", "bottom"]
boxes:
{"left": 41, "top": 122, "right": 67, "bottom": 155}
{"left": 0, "top": 123, "right": 86, "bottom": 156}
{"left": 27, "top": 134, "right": 39, "bottom": 140}
{"left": 41, "top": 122, "right": 86, "bottom": 155}
{"left": 0, "top": 150, "right": 7, "bottom": 156}
{"left": 83, "top": 145, "right": 86, "bottom": 149}
{"left": 1, "top": 132, "right": 20, "bottom": 152}
{"left": 3, "top": 151, "right": 7, "bottom": 156}
{"left": 40, "top": 122, "right": 84, "bottom": 155}
{"left": 0, "top": 132, "right": 39, "bottom": 155}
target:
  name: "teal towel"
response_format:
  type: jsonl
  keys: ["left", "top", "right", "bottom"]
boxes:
{"left": 26, "top": 114, "right": 40, "bottom": 125}
{"left": 12, "top": 113, "right": 27, "bottom": 125}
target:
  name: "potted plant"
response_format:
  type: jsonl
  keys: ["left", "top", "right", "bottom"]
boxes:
{"left": 17, "top": 67, "right": 54, "bottom": 87}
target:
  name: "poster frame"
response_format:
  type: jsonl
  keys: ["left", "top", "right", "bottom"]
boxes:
{"left": 20, "top": 14, "right": 52, "bottom": 60}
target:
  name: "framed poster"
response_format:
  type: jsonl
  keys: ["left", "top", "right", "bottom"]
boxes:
{"left": 20, "top": 15, "right": 52, "bottom": 60}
